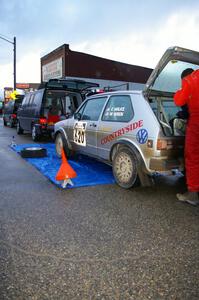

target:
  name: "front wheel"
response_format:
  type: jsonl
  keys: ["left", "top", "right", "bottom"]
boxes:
{"left": 112, "top": 147, "right": 139, "bottom": 189}
{"left": 31, "top": 125, "right": 40, "bottom": 142}
{"left": 55, "top": 133, "right": 72, "bottom": 158}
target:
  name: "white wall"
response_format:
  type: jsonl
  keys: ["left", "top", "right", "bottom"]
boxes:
{"left": 64, "top": 76, "right": 145, "bottom": 91}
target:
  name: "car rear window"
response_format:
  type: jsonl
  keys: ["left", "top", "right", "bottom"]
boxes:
{"left": 102, "top": 95, "right": 134, "bottom": 122}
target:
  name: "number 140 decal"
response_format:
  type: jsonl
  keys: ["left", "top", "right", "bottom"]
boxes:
{"left": 73, "top": 122, "right": 87, "bottom": 146}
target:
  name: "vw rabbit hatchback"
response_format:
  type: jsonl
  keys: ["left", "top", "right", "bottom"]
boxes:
{"left": 54, "top": 46, "right": 199, "bottom": 188}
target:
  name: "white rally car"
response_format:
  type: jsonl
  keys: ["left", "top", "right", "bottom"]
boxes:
{"left": 54, "top": 46, "right": 199, "bottom": 189}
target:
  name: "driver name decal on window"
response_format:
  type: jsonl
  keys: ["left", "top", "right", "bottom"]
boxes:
{"left": 73, "top": 122, "right": 87, "bottom": 146}
{"left": 104, "top": 106, "right": 125, "bottom": 118}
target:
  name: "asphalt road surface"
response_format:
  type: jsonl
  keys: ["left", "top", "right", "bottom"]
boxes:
{"left": 0, "top": 117, "right": 199, "bottom": 300}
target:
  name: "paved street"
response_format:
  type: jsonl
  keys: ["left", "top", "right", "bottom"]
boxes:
{"left": 0, "top": 117, "right": 199, "bottom": 300}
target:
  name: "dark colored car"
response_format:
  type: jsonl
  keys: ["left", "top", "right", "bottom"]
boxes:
{"left": 0, "top": 100, "right": 3, "bottom": 115}
{"left": 16, "top": 78, "right": 99, "bottom": 141}
{"left": 3, "top": 96, "right": 24, "bottom": 127}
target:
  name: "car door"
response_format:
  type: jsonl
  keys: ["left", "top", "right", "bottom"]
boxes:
{"left": 97, "top": 94, "right": 135, "bottom": 160}
{"left": 70, "top": 96, "right": 107, "bottom": 157}
{"left": 4, "top": 101, "right": 11, "bottom": 123}
{"left": 18, "top": 94, "right": 30, "bottom": 130}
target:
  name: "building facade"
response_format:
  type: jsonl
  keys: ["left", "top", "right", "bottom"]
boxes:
{"left": 16, "top": 83, "right": 40, "bottom": 93}
{"left": 41, "top": 44, "right": 152, "bottom": 90}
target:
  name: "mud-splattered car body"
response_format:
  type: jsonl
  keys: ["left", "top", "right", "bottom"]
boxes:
{"left": 54, "top": 46, "right": 199, "bottom": 188}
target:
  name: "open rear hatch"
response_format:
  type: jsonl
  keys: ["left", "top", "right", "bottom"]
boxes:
{"left": 43, "top": 78, "right": 99, "bottom": 93}
{"left": 41, "top": 79, "right": 100, "bottom": 124}
{"left": 143, "top": 46, "right": 199, "bottom": 136}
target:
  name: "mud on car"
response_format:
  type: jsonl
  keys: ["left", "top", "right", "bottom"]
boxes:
{"left": 54, "top": 46, "right": 199, "bottom": 189}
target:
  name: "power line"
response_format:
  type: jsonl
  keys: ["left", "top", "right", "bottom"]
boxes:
{"left": 0, "top": 33, "right": 12, "bottom": 40}
{"left": 0, "top": 34, "right": 13, "bottom": 44}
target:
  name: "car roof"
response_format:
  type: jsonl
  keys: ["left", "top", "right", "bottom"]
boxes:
{"left": 87, "top": 90, "right": 142, "bottom": 99}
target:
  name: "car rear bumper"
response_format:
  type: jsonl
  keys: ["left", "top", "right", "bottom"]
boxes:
{"left": 149, "top": 157, "right": 184, "bottom": 172}
{"left": 36, "top": 124, "right": 54, "bottom": 135}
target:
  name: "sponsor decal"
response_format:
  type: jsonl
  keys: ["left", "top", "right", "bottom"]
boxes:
{"left": 101, "top": 120, "right": 143, "bottom": 145}
{"left": 73, "top": 122, "right": 87, "bottom": 146}
{"left": 136, "top": 129, "right": 148, "bottom": 144}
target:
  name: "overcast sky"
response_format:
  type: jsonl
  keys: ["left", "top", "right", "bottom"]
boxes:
{"left": 0, "top": 0, "right": 199, "bottom": 94}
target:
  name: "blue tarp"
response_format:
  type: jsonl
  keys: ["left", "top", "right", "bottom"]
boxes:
{"left": 11, "top": 143, "right": 115, "bottom": 189}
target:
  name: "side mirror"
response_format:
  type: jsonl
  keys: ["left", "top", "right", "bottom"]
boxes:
{"left": 74, "top": 112, "right": 81, "bottom": 120}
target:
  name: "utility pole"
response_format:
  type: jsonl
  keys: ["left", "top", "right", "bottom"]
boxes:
{"left": 13, "top": 36, "right": 16, "bottom": 90}
{"left": 0, "top": 35, "right": 16, "bottom": 90}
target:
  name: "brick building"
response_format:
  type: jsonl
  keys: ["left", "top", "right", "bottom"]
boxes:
{"left": 40, "top": 44, "right": 152, "bottom": 90}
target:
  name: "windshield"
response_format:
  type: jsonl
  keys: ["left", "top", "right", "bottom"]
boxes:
{"left": 152, "top": 60, "right": 199, "bottom": 93}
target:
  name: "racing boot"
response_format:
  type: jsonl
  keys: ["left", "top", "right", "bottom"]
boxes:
{"left": 176, "top": 191, "right": 199, "bottom": 206}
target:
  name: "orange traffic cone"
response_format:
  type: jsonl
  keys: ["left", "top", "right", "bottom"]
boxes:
{"left": 56, "top": 148, "right": 77, "bottom": 187}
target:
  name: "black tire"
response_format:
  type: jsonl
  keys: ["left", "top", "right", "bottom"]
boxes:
{"left": 112, "top": 146, "right": 139, "bottom": 189}
{"left": 31, "top": 125, "right": 40, "bottom": 142}
{"left": 3, "top": 118, "right": 7, "bottom": 126}
{"left": 55, "top": 132, "right": 72, "bottom": 158}
{"left": 16, "top": 121, "right": 24, "bottom": 134}
{"left": 20, "top": 147, "right": 47, "bottom": 158}
{"left": 10, "top": 118, "right": 14, "bottom": 128}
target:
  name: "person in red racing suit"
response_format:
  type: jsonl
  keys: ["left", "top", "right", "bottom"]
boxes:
{"left": 174, "top": 68, "right": 199, "bottom": 205}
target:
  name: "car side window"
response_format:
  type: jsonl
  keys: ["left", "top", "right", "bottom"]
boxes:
{"left": 81, "top": 97, "right": 107, "bottom": 121}
{"left": 102, "top": 95, "right": 134, "bottom": 122}
{"left": 29, "top": 94, "right": 35, "bottom": 106}
{"left": 32, "top": 92, "right": 41, "bottom": 106}
{"left": 22, "top": 95, "right": 30, "bottom": 107}
{"left": 75, "top": 102, "right": 86, "bottom": 118}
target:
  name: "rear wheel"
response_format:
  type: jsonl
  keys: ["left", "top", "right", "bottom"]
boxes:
{"left": 3, "top": 118, "right": 7, "bottom": 126}
{"left": 55, "top": 132, "right": 72, "bottom": 158}
{"left": 10, "top": 118, "right": 14, "bottom": 128}
{"left": 31, "top": 125, "right": 40, "bottom": 142}
{"left": 16, "top": 121, "right": 24, "bottom": 134}
{"left": 112, "top": 146, "right": 139, "bottom": 189}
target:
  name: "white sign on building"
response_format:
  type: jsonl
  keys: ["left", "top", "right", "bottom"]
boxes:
{"left": 42, "top": 57, "right": 63, "bottom": 82}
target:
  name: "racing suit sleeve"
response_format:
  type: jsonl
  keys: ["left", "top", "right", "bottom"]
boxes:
{"left": 174, "top": 78, "right": 191, "bottom": 106}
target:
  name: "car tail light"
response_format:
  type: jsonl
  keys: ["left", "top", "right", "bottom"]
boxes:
{"left": 39, "top": 117, "right": 47, "bottom": 125}
{"left": 147, "top": 139, "right": 153, "bottom": 148}
{"left": 97, "top": 89, "right": 105, "bottom": 93}
{"left": 157, "top": 139, "right": 174, "bottom": 150}
{"left": 11, "top": 114, "right": 17, "bottom": 118}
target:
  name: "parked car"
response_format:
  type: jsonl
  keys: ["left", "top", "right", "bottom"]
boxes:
{"left": 0, "top": 100, "right": 3, "bottom": 115}
{"left": 3, "top": 95, "right": 24, "bottom": 127}
{"left": 54, "top": 46, "right": 199, "bottom": 189}
{"left": 16, "top": 78, "right": 99, "bottom": 141}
